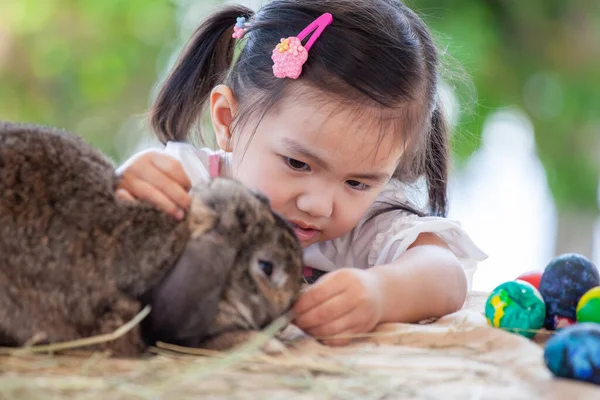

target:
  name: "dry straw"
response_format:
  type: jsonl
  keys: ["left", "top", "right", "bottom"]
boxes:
{"left": 0, "top": 292, "right": 559, "bottom": 399}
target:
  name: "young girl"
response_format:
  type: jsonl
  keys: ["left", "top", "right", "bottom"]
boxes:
{"left": 116, "top": 0, "right": 487, "bottom": 345}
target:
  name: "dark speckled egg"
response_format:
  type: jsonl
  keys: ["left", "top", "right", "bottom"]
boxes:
{"left": 538, "top": 253, "right": 600, "bottom": 330}
{"left": 544, "top": 323, "right": 600, "bottom": 385}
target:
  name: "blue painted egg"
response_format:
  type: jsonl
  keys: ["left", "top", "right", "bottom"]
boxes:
{"left": 538, "top": 253, "right": 600, "bottom": 330}
{"left": 544, "top": 323, "right": 600, "bottom": 385}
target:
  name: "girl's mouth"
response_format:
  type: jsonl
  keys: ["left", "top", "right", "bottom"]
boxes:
{"left": 290, "top": 221, "right": 320, "bottom": 242}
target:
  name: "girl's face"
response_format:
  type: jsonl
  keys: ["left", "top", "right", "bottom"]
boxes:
{"left": 227, "top": 92, "right": 404, "bottom": 248}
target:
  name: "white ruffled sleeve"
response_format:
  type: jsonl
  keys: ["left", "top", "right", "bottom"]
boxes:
{"left": 365, "top": 211, "right": 488, "bottom": 290}
{"left": 367, "top": 213, "right": 488, "bottom": 266}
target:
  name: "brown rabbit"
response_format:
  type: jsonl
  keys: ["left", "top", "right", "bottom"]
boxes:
{"left": 0, "top": 121, "right": 303, "bottom": 356}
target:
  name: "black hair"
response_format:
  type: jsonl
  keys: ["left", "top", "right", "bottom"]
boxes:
{"left": 150, "top": 0, "right": 449, "bottom": 217}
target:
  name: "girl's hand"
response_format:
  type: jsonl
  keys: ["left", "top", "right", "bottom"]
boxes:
{"left": 116, "top": 150, "right": 192, "bottom": 220}
{"left": 292, "top": 268, "right": 384, "bottom": 346}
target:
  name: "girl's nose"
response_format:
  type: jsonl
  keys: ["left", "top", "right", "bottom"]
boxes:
{"left": 296, "top": 187, "right": 334, "bottom": 218}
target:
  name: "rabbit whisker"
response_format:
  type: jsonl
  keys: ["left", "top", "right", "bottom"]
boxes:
{"left": 232, "top": 299, "right": 259, "bottom": 330}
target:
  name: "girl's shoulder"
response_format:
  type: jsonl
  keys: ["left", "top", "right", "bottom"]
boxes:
{"left": 303, "top": 178, "right": 487, "bottom": 287}
{"left": 164, "top": 141, "right": 226, "bottom": 187}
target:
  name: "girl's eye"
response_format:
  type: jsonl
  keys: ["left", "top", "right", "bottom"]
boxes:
{"left": 346, "top": 180, "right": 370, "bottom": 191}
{"left": 284, "top": 157, "right": 310, "bottom": 172}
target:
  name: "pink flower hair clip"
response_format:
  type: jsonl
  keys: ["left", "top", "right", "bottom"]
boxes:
{"left": 271, "top": 13, "right": 334, "bottom": 79}
{"left": 232, "top": 16, "right": 249, "bottom": 39}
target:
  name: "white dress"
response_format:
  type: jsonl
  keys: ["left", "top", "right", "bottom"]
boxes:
{"left": 163, "top": 142, "right": 488, "bottom": 290}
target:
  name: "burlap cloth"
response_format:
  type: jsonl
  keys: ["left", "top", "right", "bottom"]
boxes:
{"left": 1, "top": 291, "right": 598, "bottom": 399}
{"left": 275, "top": 290, "right": 600, "bottom": 399}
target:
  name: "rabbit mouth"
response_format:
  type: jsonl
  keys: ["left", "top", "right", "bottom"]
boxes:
{"left": 231, "top": 299, "right": 259, "bottom": 330}
{"left": 229, "top": 297, "right": 294, "bottom": 331}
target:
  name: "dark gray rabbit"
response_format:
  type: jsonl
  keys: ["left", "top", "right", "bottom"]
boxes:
{"left": 0, "top": 121, "right": 303, "bottom": 356}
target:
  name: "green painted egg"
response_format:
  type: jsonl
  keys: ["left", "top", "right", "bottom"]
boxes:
{"left": 485, "top": 280, "right": 546, "bottom": 338}
{"left": 577, "top": 287, "right": 600, "bottom": 324}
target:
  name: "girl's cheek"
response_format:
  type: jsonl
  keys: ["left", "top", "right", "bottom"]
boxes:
{"left": 331, "top": 196, "right": 375, "bottom": 239}
{"left": 256, "top": 171, "right": 291, "bottom": 211}
{"left": 233, "top": 160, "right": 290, "bottom": 211}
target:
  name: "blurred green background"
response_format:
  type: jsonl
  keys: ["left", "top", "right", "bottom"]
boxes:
{"left": 1, "top": 0, "right": 599, "bottom": 287}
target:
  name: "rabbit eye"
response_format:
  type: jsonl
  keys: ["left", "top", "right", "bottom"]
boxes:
{"left": 258, "top": 260, "right": 274, "bottom": 278}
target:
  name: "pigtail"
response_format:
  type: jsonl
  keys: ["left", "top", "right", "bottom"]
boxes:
{"left": 151, "top": 5, "right": 254, "bottom": 144}
{"left": 424, "top": 102, "right": 450, "bottom": 217}
{"left": 400, "top": 5, "right": 450, "bottom": 217}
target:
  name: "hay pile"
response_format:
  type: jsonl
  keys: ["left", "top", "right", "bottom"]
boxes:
{"left": 1, "top": 292, "right": 598, "bottom": 399}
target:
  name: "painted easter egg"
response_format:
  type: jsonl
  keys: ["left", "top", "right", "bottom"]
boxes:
{"left": 538, "top": 253, "right": 600, "bottom": 330}
{"left": 544, "top": 323, "right": 600, "bottom": 385}
{"left": 516, "top": 271, "right": 543, "bottom": 289}
{"left": 485, "top": 280, "right": 546, "bottom": 339}
{"left": 577, "top": 287, "right": 600, "bottom": 324}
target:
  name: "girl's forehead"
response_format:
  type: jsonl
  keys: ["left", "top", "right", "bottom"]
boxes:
{"left": 264, "top": 89, "right": 406, "bottom": 166}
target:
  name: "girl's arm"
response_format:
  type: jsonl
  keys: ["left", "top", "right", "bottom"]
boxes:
{"left": 371, "top": 232, "right": 467, "bottom": 324}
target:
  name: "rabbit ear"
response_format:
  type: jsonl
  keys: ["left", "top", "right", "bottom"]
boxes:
{"left": 141, "top": 236, "right": 236, "bottom": 347}
{"left": 250, "top": 189, "right": 270, "bottom": 207}
{"left": 188, "top": 196, "right": 217, "bottom": 238}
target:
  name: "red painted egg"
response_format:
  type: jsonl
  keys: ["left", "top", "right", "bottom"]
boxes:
{"left": 516, "top": 271, "right": 543, "bottom": 289}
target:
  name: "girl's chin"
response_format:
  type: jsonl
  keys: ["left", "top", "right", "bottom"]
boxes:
{"left": 297, "top": 236, "right": 320, "bottom": 248}
{"left": 300, "top": 240, "right": 314, "bottom": 249}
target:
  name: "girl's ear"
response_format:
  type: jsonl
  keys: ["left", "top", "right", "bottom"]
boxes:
{"left": 210, "top": 85, "right": 238, "bottom": 152}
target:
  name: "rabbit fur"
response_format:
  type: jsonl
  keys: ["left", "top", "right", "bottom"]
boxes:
{"left": 0, "top": 122, "right": 303, "bottom": 356}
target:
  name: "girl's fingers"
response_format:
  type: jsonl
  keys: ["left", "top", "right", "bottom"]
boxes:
{"left": 307, "top": 313, "right": 363, "bottom": 344}
{"left": 132, "top": 164, "right": 192, "bottom": 211}
{"left": 116, "top": 188, "right": 137, "bottom": 202}
{"left": 292, "top": 273, "right": 346, "bottom": 315}
{"left": 321, "top": 329, "right": 359, "bottom": 347}
{"left": 129, "top": 179, "right": 185, "bottom": 220}
{"left": 150, "top": 153, "right": 192, "bottom": 192}
{"left": 294, "top": 291, "right": 360, "bottom": 330}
